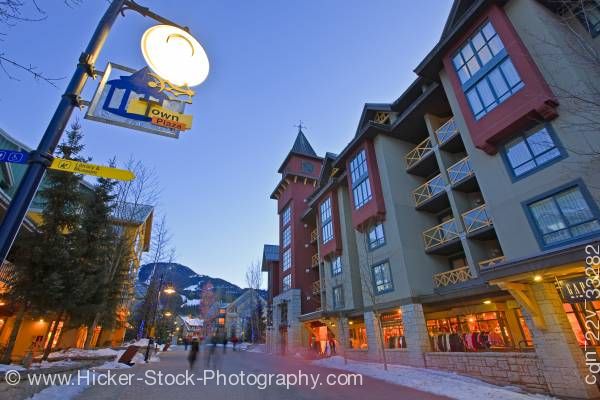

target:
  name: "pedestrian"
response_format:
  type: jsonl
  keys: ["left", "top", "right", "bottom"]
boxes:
{"left": 184, "top": 337, "right": 189, "bottom": 351}
{"left": 231, "top": 335, "right": 238, "bottom": 351}
{"left": 206, "top": 333, "right": 218, "bottom": 368}
{"left": 144, "top": 337, "right": 154, "bottom": 363}
{"left": 222, "top": 333, "right": 228, "bottom": 354}
{"left": 188, "top": 337, "right": 199, "bottom": 369}
{"left": 329, "top": 337, "right": 336, "bottom": 355}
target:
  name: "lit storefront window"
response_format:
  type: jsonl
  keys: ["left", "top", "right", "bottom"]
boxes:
{"left": 348, "top": 317, "right": 368, "bottom": 350}
{"left": 426, "top": 311, "right": 513, "bottom": 352}
{"left": 380, "top": 310, "right": 406, "bottom": 349}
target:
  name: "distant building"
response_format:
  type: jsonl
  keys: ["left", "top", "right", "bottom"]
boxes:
{"left": 176, "top": 315, "right": 203, "bottom": 339}
{"left": 224, "top": 289, "right": 266, "bottom": 340}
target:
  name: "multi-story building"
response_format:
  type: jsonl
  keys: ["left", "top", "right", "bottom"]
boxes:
{"left": 263, "top": 0, "right": 600, "bottom": 398}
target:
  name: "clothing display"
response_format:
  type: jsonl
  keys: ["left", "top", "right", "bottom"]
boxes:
{"left": 430, "top": 331, "right": 492, "bottom": 352}
{"left": 387, "top": 335, "right": 406, "bottom": 349}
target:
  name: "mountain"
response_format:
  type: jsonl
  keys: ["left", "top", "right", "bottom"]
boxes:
{"left": 135, "top": 262, "right": 266, "bottom": 316}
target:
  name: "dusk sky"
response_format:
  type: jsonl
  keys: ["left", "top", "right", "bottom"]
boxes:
{"left": 0, "top": 0, "right": 452, "bottom": 288}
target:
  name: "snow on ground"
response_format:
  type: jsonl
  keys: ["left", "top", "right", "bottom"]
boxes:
{"left": 313, "top": 356, "right": 556, "bottom": 400}
{"left": 0, "top": 363, "right": 25, "bottom": 371}
{"left": 48, "top": 348, "right": 118, "bottom": 359}
{"left": 29, "top": 375, "right": 90, "bottom": 400}
{"left": 246, "top": 344, "right": 265, "bottom": 353}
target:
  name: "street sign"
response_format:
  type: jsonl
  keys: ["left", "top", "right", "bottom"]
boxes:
{"left": 49, "top": 158, "right": 135, "bottom": 181}
{"left": 85, "top": 63, "right": 195, "bottom": 139}
{"left": 0, "top": 149, "right": 29, "bottom": 164}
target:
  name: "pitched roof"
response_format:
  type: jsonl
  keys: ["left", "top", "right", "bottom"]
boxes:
{"left": 290, "top": 129, "right": 317, "bottom": 157}
{"left": 111, "top": 202, "right": 154, "bottom": 225}
{"left": 262, "top": 244, "right": 279, "bottom": 271}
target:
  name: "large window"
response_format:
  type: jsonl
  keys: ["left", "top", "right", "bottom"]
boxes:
{"left": 331, "top": 256, "right": 342, "bottom": 276}
{"left": 282, "top": 274, "right": 291, "bottom": 291}
{"left": 350, "top": 149, "right": 372, "bottom": 209}
{"left": 282, "top": 248, "right": 291, "bottom": 271}
{"left": 368, "top": 223, "right": 385, "bottom": 250}
{"left": 452, "top": 21, "right": 524, "bottom": 120}
{"left": 282, "top": 226, "right": 291, "bottom": 248}
{"left": 282, "top": 206, "right": 291, "bottom": 226}
{"left": 372, "top": 261, "right": 393, "bottom": 294}
{"left": 504, "top": 126, "right": 563, "bottom": 178}
{"left": 320, "top": 197, "right": 333, "bottom": 244}
{"left": 527, "top": 184, "right": 600, "bottom": 247}
{"left": 333, "top": 285, "right": 344, "bottom": 309}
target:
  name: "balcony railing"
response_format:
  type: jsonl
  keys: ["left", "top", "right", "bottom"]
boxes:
{"left": 311, "top": 254, "right": 319, "bottom": 268}
{"left": 447, "top": 157, "right": 474, "bottom": 186}
{"left": 413, "top": 174, "right": 445, "bottom": 207}
{"left": 423, "top": 218, "right": 459, "bottom": 250}
{"left": 479, "top": 256, "right": 506, "bottom": 270}
{"left": 433, "top": 266, "right": 473, "bottom": 288}
{"left": 462, "top": 204, "right": 493, "bottom": 234}
{"left": 310, "top": 229, "right": 318, "bottom": 243}
{"left": 434, "top": 117, "right": 459, "bottom": 145}
{"left": 312, "top": 280, "right": 321, "bottom": 295}
{"left": 405, "top": 137, "right": 433, "bottom": 169}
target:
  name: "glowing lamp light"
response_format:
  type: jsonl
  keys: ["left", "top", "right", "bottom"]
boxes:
{"left": 483, "top": 300, "right": 492, "bottom": 305}
{"left": 533, "top": 275, "right": 543, "bottom": 282}
{"left": 0, "top": 301, "right": 5, "bottom": 306}
{"left": 164, "top": 311, "right": 173, "bottom": 317}
{"left": 163, "top": 286, "right": 176, "bottom": 295}
{"left": 141, "top": 24, "right": 209, "bottom": 87}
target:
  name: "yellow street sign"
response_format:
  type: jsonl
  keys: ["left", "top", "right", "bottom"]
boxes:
{"left": 49, "top": 158, "right": 135, "bottom": 181}
{"left": 126, "top": 98, "right": 193, "bottom": 131}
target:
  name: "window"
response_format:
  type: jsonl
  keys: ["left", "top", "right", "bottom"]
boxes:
{"left": 282, "top": 274, "right": 291, "bottom": 291}
{"left": 504, "top": 126, "right": 563, "bottom": 178}
{"left": 564, "top": 0, "right": 600, "bottom": 37}
{"left": 282, "top": 226, "right": 291, "bottom": 248}
{"left": 331, "top": 256, "right": 342, "bottom": 276}
{"left": 527, "top": 185, "right": 600, "bottom": 247}
{"left": 350, "top": 149, "right": 372, "bottom": 209}
{"left": 368, "top": 223, "right": 385, "bottom": 250}
{"left": 372, "top": 261, "right": 393, "bottom": 294}
{"left": 282, "top": 206, "right": 291, "bottom": 226}
{"left": 333, "top": 286, "right": 344, "bottom": 309}
{"left": 282, "top": 248, "right": 291, "bottom": 271}
{"left": 452, "top": 21, "right": 524, "bottom": 120}
{"left": 320, "top": 197, "right": 333, "bottom": 243}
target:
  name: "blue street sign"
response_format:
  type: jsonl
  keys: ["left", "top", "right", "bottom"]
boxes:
{"left": 0, "top": 150, "right": 29, "bottom": 164}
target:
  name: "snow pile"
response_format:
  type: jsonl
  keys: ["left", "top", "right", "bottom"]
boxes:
{"left": 0, "top": 364, "right": 25, "bottom": 372}
{"left": 313, "top": 356, "right": 557, "bottom": 400}
{"left": 184, "top": 284, "right": 199, "bottom": 291}
{"left": 131, "top": 338, "right": 149, "bottom": 347}
{"left": 48, "top": 347, "right": 117, "bottom": 360}
{"left": 180, "top": 298, "right": 200, "bottom": 307}
{"left": 245, "top": 344, "right": 265, "bottom": 353}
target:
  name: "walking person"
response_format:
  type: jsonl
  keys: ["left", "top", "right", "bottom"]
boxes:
{"left": 231, "top": 334, "right": 238, "bottom": 351}
{"left": 206, "top": 333, "right": 218, "bottom": 368}
{"left": 144, "top": 337, "right": 154, "bottom": 363}
{"left": 188, "top": 337, "right": 199, "bottom": 369}
{"left": 329, "top": 336, "right": 336, "bottom": 355}
{"left": 222, "top": 332, "right": 228, "bottom": 354}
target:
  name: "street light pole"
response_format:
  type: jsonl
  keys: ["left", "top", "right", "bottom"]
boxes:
{"left": 0, "top": 0, "right": 187, "bottom": 264}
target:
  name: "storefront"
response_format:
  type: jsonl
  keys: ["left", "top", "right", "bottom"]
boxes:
{"left": 557, "top": 276, "right": 600, "bottom": 349}
{"left": 380, "top": 310, "right": 406, "bottom": 349}
{"left": 424, "top": 300, "right": 531, "bottom": 352}
{"left": 347, "top": 316, "right": 367, "bottom": 350}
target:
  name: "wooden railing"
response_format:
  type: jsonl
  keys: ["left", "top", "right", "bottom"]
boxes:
{"left": 447, "top": 157, "right": 473, "bottom": 185}
{"left": 373, "top": 111, "right": 391, "bottom": 125}
{"left": 312, "top": 280, "right": 321, "bottom": 296}
{"left": 310, "top": 229, "right": 318, "bottom": 243}
{"left": 434, "top": 117, "right": 458, "bottom": 145}
{"left": 462, "top": 204, "right": 493, "bottom": 234}
{"left": 413, "top": 174, "right": 445, "bottom": 207}
{"left": 479, "top": 256, "right": 506, "bottom": 270}
{"left": 311, "top": 253, "right": 319, "bottom": 268}
{"left": 423, "top": 218, "right": 459, "bottom": 250}
{"left": 433, "top": 266, "right": 473, "bottom": 288}
{"left": 405, "top": 137, "right": 433, "bottom": 169}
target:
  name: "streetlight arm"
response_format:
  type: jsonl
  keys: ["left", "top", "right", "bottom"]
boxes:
{"left": 122, "top": 0, "right": 189, "bottom": 32}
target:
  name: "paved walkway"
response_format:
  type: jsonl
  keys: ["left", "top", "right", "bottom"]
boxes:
{"left": 77, "top": 348, "right": 451, "bottom": 399}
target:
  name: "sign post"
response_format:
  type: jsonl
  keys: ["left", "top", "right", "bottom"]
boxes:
{"left": 49, "top": 158, "right": 135, "bottom": 181}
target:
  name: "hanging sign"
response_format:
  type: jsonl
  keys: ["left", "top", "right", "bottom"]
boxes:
{"left": 49, "top": 158, "right": 135, "bottom": 181}
{"left": 557, "top": 276, "right": 600, "bottom": 304}
{"left": 85, "top": 63, "right": 195, "bottom": 139}
{"left": 0, "top": 149, "right": 29, "bottom": 164}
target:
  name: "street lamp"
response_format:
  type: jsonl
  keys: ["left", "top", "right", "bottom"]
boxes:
{"left": 0, "top": 0, "right": 210, "bottom": 264}
{"left": 141, "top": 25, "right": 209, "bottom": 87}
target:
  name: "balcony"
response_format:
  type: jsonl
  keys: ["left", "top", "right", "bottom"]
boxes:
{"left": 423, "top": 218, "right": 462, "bottom": 254}
{"left": 310, "top": 229, "right": 318, "bottom": 243}
{"left": 412, "top": 174, "right": 448, "bottom": 212}
{"left": 311, "top": 253, "right": 319, "bottom": 268}
{"left": 479, "top": 256, "right": 506, "bottom": 270}
{"left": 447, "top": 157, "right": 477, "bottom": 192}
{"left": 405, "top": 137, "right": 437, "bottom": 176}
{"left": 433, "top": 266, "right": 473, "bottom": 288}
{"left": 312, "top": 280, "right": 321, "bottom": 296}
{"left": 434, "top": 117, "right": 463, "bottom": 152}
{"left": 462, "top": 204, "right": 495, "bottom": 239}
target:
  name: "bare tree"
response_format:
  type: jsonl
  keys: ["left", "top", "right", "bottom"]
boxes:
{"left": 357, "top": 221, "right": 388, "bottom": 371}
{"left": 245, "top": 259, "right": 263, "bottom": 342}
